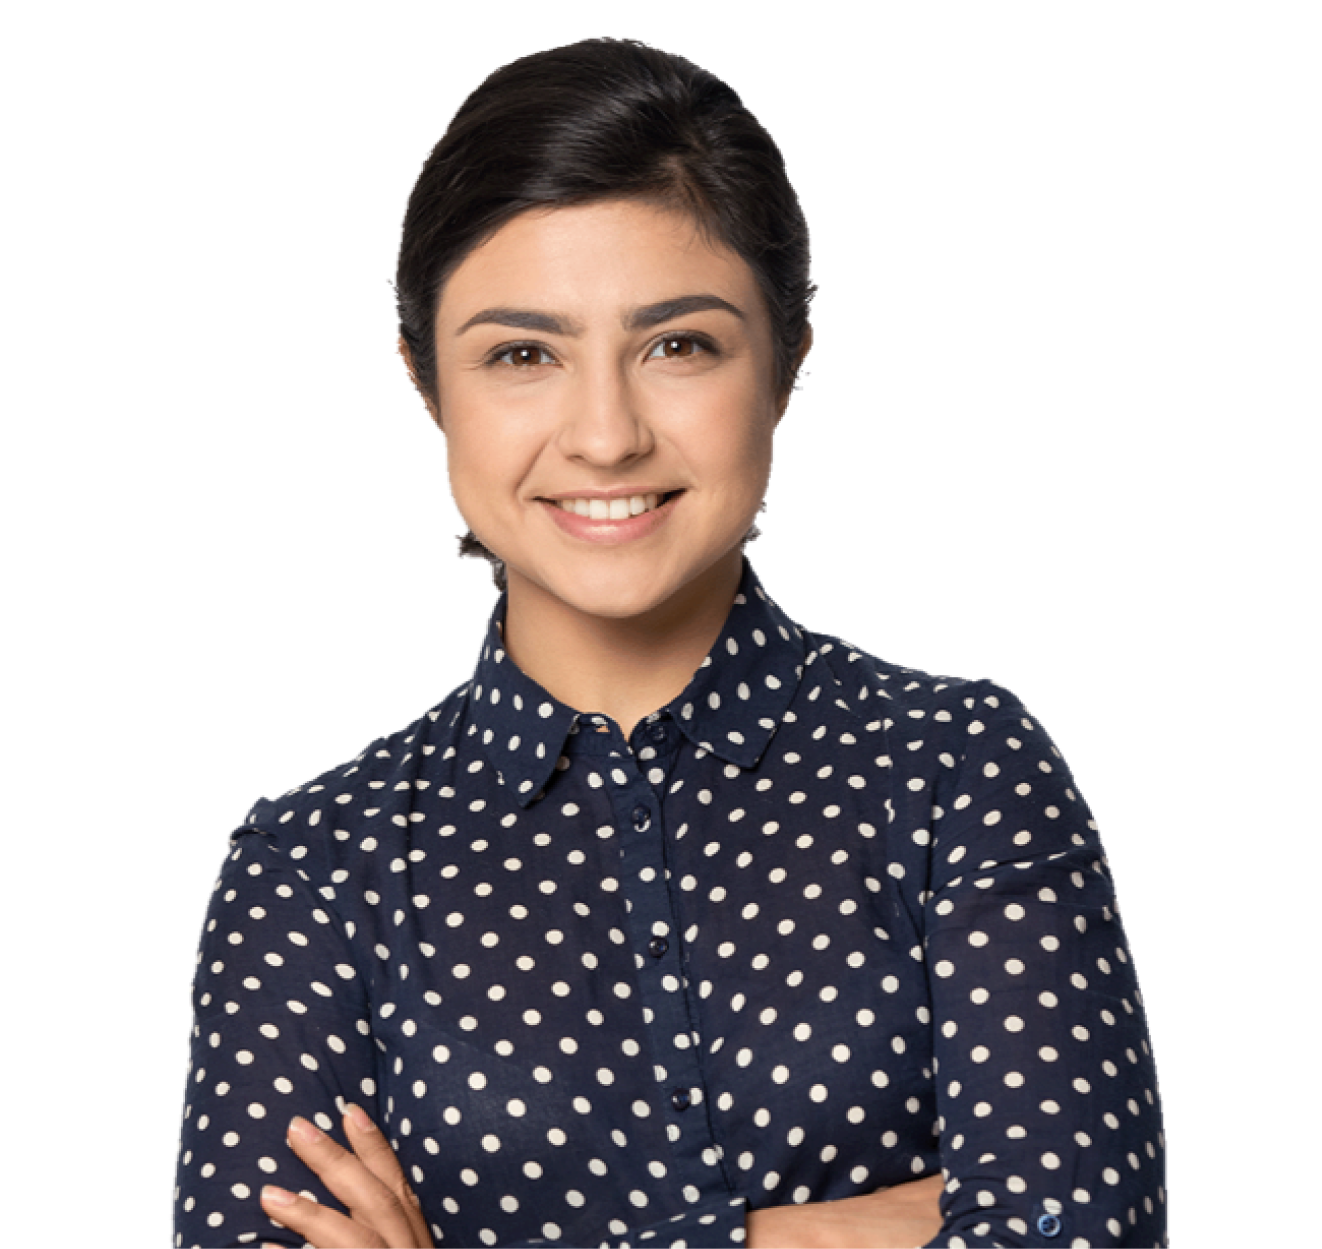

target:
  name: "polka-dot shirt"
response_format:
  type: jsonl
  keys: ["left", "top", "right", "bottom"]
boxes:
{"left": 175, "top": 562, "right": 1166, "bottom": 1247}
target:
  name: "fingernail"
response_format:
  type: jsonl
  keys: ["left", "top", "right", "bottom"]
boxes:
{"left": 347, "top": 1103, "right": 375, "bottom": 1132}
{"left": 261, "top": 1185, "right": 296, "bottom": 1207}
{"left": 288, "top": 1116, "right": 321, "bottom": 1143}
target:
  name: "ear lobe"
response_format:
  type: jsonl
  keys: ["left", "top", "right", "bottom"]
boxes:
{"left": 782, "top": 321, "right": 814, "bottom": 404}
{"left": 393, "top": 331, "right": 415, "bottom": 375}
{"left": 775, "top": 323, "right": 814, "bottom": 422}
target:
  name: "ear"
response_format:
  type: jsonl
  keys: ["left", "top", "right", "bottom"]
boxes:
{"left": 772, "top": 321, "right": 814, "bottom": 415}
{"left": 393, "top": 331, "right": 415, "bottom": 385}
{"left": 793, "top": 321, "right": 814, "bottom": 370}
{"left": 396, "top": 331, "right": 444, "bottom": 433}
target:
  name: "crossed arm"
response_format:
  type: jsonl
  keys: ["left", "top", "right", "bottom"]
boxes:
{"left": 258, "top": 1107, "right": 944, "bottom": 1248}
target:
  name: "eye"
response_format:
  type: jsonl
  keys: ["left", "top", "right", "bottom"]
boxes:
{"left": 491, "top": 344, "right": 555, "bottom": 368}
{"left": 646, "top": 334, "right": 709, "bottom": 361}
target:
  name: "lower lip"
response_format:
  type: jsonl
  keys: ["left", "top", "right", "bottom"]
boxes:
{"left": 541, "top": 494, "right": 681, "bottom": 545}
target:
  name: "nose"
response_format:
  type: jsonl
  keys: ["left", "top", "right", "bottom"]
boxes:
{"left": 554, "top": 359, "right": 655, "bottom": 468}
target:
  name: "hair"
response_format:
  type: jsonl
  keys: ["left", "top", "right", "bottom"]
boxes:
{"left": 395, "top": 37, "right": 814, "bottom": 590}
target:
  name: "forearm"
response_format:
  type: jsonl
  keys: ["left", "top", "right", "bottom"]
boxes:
{"left": 748, "top": 1176, "right": 944, "bottom": 1249}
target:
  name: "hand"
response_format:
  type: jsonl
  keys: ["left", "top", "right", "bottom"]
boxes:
{"left": 746, "top": 1173, "right": 944, "bottom": 1249}
{"left": 258, "top": 1104, "right": 434, "bottom": 1248}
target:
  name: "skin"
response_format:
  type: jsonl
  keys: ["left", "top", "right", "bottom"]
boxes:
{"left": 421, "top": 199, "right": 798, "bottom": 735}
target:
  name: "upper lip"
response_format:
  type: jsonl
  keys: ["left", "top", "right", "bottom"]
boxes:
{"left": 537, "top": 487, "right": 680, "bottom": 501}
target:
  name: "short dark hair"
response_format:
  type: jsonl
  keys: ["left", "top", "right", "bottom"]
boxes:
{"left": 395, "top": 37, "right": 813, "bottom": 589}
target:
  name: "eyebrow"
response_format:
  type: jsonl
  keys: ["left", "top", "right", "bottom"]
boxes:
{"left": 455, "top": 294, "right": 745, "bottom": 337}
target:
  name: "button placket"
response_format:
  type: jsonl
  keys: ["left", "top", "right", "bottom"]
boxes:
{"left": 599, "top": 733, "right": 730, "bottom": 1205}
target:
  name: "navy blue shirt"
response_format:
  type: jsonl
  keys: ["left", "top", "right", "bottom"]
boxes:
{"left": 175, "top": 563, "right": 1166, "bottom": 1247}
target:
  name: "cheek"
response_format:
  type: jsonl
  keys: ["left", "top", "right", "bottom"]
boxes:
{"left": 442, "top": 406, "right": 549, "bottom": 551}
{"left": 686, "top": 384, "right": 778, "bottom": 490}
{"left": 682, "top": 378, "right": 766, "bottom": 436}
{"left": 448, "top": 426, "right": 516, "bottom": 503}
{"left": 442, "top": 384, "right": 516, "bottom": 479}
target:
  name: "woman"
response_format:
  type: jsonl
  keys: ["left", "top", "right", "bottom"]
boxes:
{"left": 174, "top": 39, "right": 1166, "bottom": 1248}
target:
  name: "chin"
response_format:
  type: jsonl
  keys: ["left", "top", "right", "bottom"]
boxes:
{"left": 512, "top": 546, "right": 739, "bottom": 624}
{"left": 539, "top": 569, "right": 685, "bottom": 622}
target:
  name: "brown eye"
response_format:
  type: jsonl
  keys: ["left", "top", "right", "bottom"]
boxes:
{"left": 648, "top": 335, "right": 705, "bottom": 361}
{"left": 495, "top": 345, "right": 553, "bottom": 367}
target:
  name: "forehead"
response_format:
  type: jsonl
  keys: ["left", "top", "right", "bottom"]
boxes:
{"left": 437, "top": 199, "right": 765, "bottom": 325}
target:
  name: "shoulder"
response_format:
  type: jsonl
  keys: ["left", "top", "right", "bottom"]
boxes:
{"left": 799, "top": 624, "right": 1026, "bottom": 741}
{"left": 239, "top": 682, "right": 471, "bottom": 855}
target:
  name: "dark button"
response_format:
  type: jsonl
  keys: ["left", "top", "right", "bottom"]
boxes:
{"left": 631, "top": 805, "right": 651, "bottom": 831}
{"left": 1036, "top": 1213, "right": 1062, "bottom": 1239}
{"left": 648, "top": 722, "right": 668, "bottom": 743}
{"left": 670, "top": 1087, "right": 692, "bottom": 1112}
{"left": 648, "top": 937, "right": 669, "bottom": 958}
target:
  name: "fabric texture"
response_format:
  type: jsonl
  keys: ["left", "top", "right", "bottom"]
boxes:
{"left": 174, "top": 563, "right": 1166, "bottom": 1247}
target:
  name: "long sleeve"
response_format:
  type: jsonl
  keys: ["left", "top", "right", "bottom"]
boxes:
{"left": 175, "top": 829, "right": 379, "bottom": 1248}
{"left": 921, "top": 685, "right": 1166, "bottom": 1246}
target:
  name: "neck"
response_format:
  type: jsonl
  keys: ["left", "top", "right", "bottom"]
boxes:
{"left": 501, "top": 553, "right": 743, "bottom": 738}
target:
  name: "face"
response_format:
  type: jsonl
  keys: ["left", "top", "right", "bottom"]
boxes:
{"left": 431, "top": 199, "right": 792, "bottom": 626}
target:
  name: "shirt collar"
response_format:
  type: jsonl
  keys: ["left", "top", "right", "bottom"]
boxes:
{"left": 467, "top": 561, "right": 807, "bottom": 807}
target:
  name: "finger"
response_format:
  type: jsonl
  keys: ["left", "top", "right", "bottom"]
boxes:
{"left": 283, "top": 1115, "right": 420, "bottom": 1247}
{"left": 343, "top": 1105, "right": 432, "bottom": 1246}
{"left": 261, "top": 1183, "right": 388, "bottom": 1249}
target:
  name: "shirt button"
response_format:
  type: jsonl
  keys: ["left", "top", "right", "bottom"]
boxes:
{"left": 631, "top": 805, "right": 651, "bottom": 831}
{"left": 648, "top": 937, "right": 669, "bottom": 959}
{"left": 670, "top": 1087, "right": 692, "bottom": 1112}
{"left": 648, "top": 722, "right": 668, "bottom": 743}
{"left": 1036, "top": 1213, "right": 1062, "bottom": 1239}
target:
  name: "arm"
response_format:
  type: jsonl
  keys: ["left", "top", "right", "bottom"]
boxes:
{"left": 268, "top": 1123, "right": 747, "bottom": 1249}
{"left": 274, "top": 1113, "right": 939, "bottom": 1249}
{"left": 921, "top": 685, "right": 1166, "bottom": 1246}
{"left": 748, "top": 1177, "right": 944, "bottom": 1248}
{"left": 175, "top": 828, "right": 388, "bottom": 1247}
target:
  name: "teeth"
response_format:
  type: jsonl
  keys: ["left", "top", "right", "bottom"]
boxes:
{"left": 556, "top": 493, "right": 669, "bottom": 520}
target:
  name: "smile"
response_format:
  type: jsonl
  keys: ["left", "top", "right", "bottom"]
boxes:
{"left": 540, "top": 490, "right": 682, "bottom": 545}
{"left": 553, "top": 493, "right": 671, "bottom": 520}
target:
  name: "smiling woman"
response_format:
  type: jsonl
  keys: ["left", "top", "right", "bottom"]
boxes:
{"left": 386, "top": 36, "right": 809, "bottom": 610}
{"left": 174, "top": 38, "right": 1166, "bottom": 1249}
{"left": 430, "top": 200, "right": 789, "bottom": 733}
